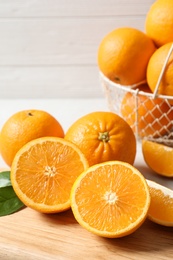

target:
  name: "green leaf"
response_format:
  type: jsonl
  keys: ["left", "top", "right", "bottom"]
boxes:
{"left": 0, "top": 171, "right": 25, "bottom": 216}
{"left": 0, "top": 171, "right": 11, "bottom": 188}
{"left": 0, "top": 186, "right": 24, "bottom": 216}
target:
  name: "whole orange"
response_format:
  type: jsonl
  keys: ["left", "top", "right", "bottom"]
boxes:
{"left": 65, "top": 111, "right": 136, "bottom": 166}
{"left": 121, "top": 84, "right": 173, "bottom": 138}
{"left": 147, "top": 42, "right": 173, "bottom": 100}
{"left": 145, "top": 0, "right": 173, "bottom": 47}
{"left": 0, "top": 109, "right": 64, "bottom": 166}
{"left": 97, "top": 27, "right": 156, "bottom": 85}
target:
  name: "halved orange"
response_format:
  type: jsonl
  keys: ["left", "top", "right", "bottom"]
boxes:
{"left": 142, "top": 139, "right": 173, "bottom": 177}
{"left": 147, "top": 180, "right": 173, "bottom": 226}
{"left": 10, "top": 137, "right": 89, "bottom": 213}
{"left": 70, "top": 161, "right": 150, "bottom": 238}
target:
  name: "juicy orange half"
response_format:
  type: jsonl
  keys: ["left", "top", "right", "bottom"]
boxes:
{"left": 147, "top": 180, "right": 173, "bottom": 227}
{"left": 70, "top": 161, "right": 150, "bottom": 238}
{"left": 11, "top": 137, "right": 89, "bottom": 213}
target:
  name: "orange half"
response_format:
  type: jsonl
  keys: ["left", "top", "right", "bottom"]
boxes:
{"left": 11, "top": 137, "right": 89, "bottom": 213}
{"left": 71, "top": 161, "right": 150, "bottom": 238}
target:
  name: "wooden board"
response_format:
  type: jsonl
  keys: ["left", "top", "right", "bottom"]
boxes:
{"left": 0, "top": 206, "right": 173, "bottom": 260}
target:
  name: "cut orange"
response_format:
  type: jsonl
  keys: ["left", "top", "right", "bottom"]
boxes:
{"left": 10, "top": 137, "right": 89, "bottom": 213}
{"left": 70, "top": 161, "right": 150, "bottom": 238}
{"left": 142, "top": 139, "right": 173, "bottom": 177}
{"left": 147, "top": 180, "right": 173, "bottom": 226}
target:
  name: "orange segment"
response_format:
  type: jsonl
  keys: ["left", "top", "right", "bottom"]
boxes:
{"left": 142, "top": 139, "right": 173, "bottom": 177}
{"left": 11, "top": 137, "right": 89, "bottom": 213}
{"left": 147, "top": 180, "right": 173, "bottom": 226}
{"left": 70, "top": 161, "right": 150, "bottom": 238}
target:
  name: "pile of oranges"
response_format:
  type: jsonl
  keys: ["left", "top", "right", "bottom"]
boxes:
{"left": 1, "top": 107, "right": 173, "bottom": 237}
{"left": 98, "top": 0, "right": 173, "bottom": 139}
{"left": 1, "top": 0, "right": 173, "bottom": 239}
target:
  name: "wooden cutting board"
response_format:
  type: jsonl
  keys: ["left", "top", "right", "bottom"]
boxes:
{"left": 0, "top": 206, "right": 173, "bottom": 260}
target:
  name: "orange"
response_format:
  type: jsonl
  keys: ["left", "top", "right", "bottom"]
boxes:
{"left": 97, "top": 27, "right": 156, "bottom": 85}
{"left": 147, "top": 42, "right": 173, "bottom": 100}
{"left": 121, "top": 84, "right": 173, "bottom": 138}
{"left": 147, "top": 179, "right": 173, "bottom": 227}
{"left": 70, "top": 161, "right": 150, "bottom": 238}
{"left": 65, "top": 111, "right": 136, "bottom": 166}
{"left": 145, "top": 0, "right": 173, "bottom": 47}
{"left": 0, "top": 109, "right": 64, "bottom": 166}
{"left": 142, "top": 139, "right": 173, "bottom": 177}
{"left": 10, "top": 137, "right": 89, "bottom": 213}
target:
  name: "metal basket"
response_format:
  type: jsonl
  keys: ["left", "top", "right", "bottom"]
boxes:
{"left": 100, "top": 72, "right": 173, "bottom": 146}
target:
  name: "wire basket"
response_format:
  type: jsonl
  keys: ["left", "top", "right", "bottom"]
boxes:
{"left": 100, "top": 43, "right": 173, "bottom": 146}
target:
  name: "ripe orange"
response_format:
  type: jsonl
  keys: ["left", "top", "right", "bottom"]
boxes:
{"left": 71, "top": 161, "right": 150, "bottom": 238}
{"left": 97, "top": 27, "right": 156, "bottom": 86}
{"left": 147, "top": 180, "right": 173, "bottom": 227}
{"left": 65, "top": 111, "right": 136, "bottom": 166}
{"left": 147, "top": 42, "right": 173, "bottom": 100}
{"left": 10, "top": 137, "right": 89, "bottom": 213}
{"left": 142, "top": 140, "right": 173, "bottom": 177}
{"left": 0, "top": 109, "right": 64, "bottom": 166}
{"left": 121, "top": 84, "right": 173, "bottom": 138}
{"left": 145, "top": 0, "right": 173, "bottom": 47}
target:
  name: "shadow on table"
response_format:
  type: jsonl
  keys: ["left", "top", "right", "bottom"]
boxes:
{"left": 135, "top": 163, "right": 173, "bottom": 189}
{"left": 40, "top": 207, "right": 173, "bottom": 255}
{"left": 100, "top": 219, "right": 173, "bottom": 254}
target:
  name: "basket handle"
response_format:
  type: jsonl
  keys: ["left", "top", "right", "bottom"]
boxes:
{"left": 153, "top": 42, "right": 173, "bottom": 99}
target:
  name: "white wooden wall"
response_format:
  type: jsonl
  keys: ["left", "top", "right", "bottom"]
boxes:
{"left": 0, "top": 0, "right": 155, "bottom": 99}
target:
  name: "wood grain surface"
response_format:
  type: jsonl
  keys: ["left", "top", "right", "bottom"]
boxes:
{"left": 0, "top": 206, "right": 173, "bottom": 260}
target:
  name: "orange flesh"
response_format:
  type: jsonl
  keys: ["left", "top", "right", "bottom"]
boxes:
{"left": 142, "top": 140, "right": 173, "bottom": 177}
{"left": 11, "top": 139, "right": 88, "bottom": 212}
{"left": 147, "top": 181, "right": 173, "bottom": 225}
{"left": 74, "top": 164, "right": 149, "bottom": 233}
